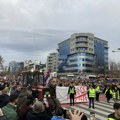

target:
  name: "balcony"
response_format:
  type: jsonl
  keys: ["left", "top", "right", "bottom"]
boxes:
{"left": 76, "top": 37, "right": 88, "bottom": 43}
{"left": 104, "top": 45, "right": 109, "bottom": 48}
{"left": 76, "top": 43, "right": 88, "bottom": 48}
{"left": 76, "top": 49, "right": 88, "bottom": 53}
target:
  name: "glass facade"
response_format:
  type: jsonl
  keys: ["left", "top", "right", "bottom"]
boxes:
{"left": 58, "top": 39, "right": 70, "bottom": 60}
{"left": 94, "top": 37, "right": 108, "bottom": 74}
{"left": 58, "top": 39, "right": 70, "bottom": 72}
{"left": 66, "top": 53, "right": 94, "bottom": 73}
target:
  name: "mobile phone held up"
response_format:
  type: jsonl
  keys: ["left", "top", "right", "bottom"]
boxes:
{"left": 90, "top": 112, "right": 95, "bottom": 120}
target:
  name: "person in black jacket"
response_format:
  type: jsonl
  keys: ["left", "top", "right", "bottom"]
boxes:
{"left": 105, "top": 87, "right": 112, "bottom": 103}
{"left": 49, "top": 82, "right": 56, "bottom": 98}
{"left": 0, "top": 87, "right": 10, "bottom": 108}
{"left": 26, "top": 100, "right": 52, "bottom": 120}
{"left": 107, "top": 102, "right": 120, "bottom": 120}
{"left": 17, "top": 95, "right": 34, "bottom": 120}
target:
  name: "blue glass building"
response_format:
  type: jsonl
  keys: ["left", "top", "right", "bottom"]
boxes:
{"left": 58, "top": 33, "right": 108, "bottom": 74}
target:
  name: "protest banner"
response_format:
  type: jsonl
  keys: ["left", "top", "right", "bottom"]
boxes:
{"left": 56, "top": 86, "right": 89, "bottom": 104}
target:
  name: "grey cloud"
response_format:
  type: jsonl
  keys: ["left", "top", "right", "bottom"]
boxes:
{"left": 0, "top": 28, "right": 71, "bottom": 53}
{"left": 0, "top": 0, "right": 119, "bottom": 64}
{"left": 0, "top": 0, "right": 120, "bottom": 30}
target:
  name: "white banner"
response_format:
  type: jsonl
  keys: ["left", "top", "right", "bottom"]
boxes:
{"left": 56, "top": 86, "right": 89, "bottom": 104}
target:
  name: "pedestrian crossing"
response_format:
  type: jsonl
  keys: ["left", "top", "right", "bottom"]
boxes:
{"left": 65, "top": 101, "right": 115, "bottom": 120}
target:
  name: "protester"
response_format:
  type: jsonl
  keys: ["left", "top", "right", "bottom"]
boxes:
{"left": 17, "top": 95, "right": 34, "bottom": 120}
{"left": 105, "top": 86, "right": 113, "bottom": 103}
{"left": 95, "top": 84, "right": 101, "bottom": 102}
{"left": 89, "top": 85, "right": 95, "bottom": 109}
{"left": 51, "top": 107, "right": 65, "bottom": 120}
{"left": 0, "top": 87, "right": 10, "bottom": 108}
{"left": 2, "top": 94, "right": 18, "bottom": 120}
{"left": 49, "top": 81, "right": 56, "bottom": 97}
{"left": 107, "top": 102, "right": 120, "bottom": 120}
{"left": 13, "top": 86, "right": 21, "bottom": 96}
{"left": 68, "top": 82, "right": 76, "bottom": 106}
{"left": 112, "top": 89, "right": 117, "bottom": 103}
{"left": 17, "top": 87, "right": 31, "bottom": 109}
{"left": 26, "top": 100, "right": 52, "bottom": 120}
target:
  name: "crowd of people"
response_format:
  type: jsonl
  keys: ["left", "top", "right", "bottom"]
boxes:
{"left": 0, "top": 76, "right": 119, "bottom": 120}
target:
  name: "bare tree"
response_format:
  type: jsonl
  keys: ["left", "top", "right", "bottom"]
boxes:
{"left": 0, "top": 55, "right": 3, "bottom": 62}
{"left": 109, "top": 59, "right": 120, "bottom": 78}
{"left": 0, "top": 55, "right": 5, "bottom": 75}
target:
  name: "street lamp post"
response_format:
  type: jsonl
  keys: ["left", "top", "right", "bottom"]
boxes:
{"left": 118, "top": 48, "right": 120, "bottom": 50}
{"left": 111, "top": 49, "right": 120, "bottom": 78}
{"left": 112, "top": 48, "right": 120, "bottom": 53}
{"left": 112, "top": 50, "right": 120, "bottom": 52}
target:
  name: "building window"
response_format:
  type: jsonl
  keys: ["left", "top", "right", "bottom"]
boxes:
{"left": 82, "top": 64, "right": 85, "bottom": 67}
{"left": 89, "top": 48, "right": 93, "bottom": 51}
{"left": 82, "top": 58, "right": 85, "bottom": 61}
{"left": 69, "top": 59, "right": 78, "bottom": 62}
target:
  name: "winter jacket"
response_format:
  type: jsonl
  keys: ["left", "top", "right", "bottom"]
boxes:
{"left": 0, "top": 94, "right": 10, "bottom": 108}
{"left": 2, "top": 103, "right": 18, "bottom": 120}
{"left": 26, "top": 110, "right": 51, "bottom": 120}
{"left": 17, "top": 91, "right": 28, "bottom": 109}
{"left": 107, "top": 113, "right": 117, "bottom": 120}
{"left": 51, "top": 116, "right": 65, "bottom": 120}
{"left": 17, "top": 105, "right": 32, "bottom": 120}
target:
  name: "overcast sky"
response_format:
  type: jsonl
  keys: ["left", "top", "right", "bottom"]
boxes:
{"left": 0, "top": 0, "right": 120, "bottom": 65}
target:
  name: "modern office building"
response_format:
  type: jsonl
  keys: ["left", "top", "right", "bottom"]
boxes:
{"left": 46, "top": 53, "right": 59, "bottom": 72}
{"left": 58, "top": 33, "right": 108, "bottom": 74}
{"left": 24, "top": 60, "right": 43, "bottom": 71}
{"left": 9, "top": 61, "right": 24, "bottom": 75}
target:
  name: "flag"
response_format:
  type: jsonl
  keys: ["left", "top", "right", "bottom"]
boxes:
{"left": 44, "top": 69, "right": 51, "bottom": 84}
{"left": 46, "top": 77, "right": 51, "bottom": 84}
